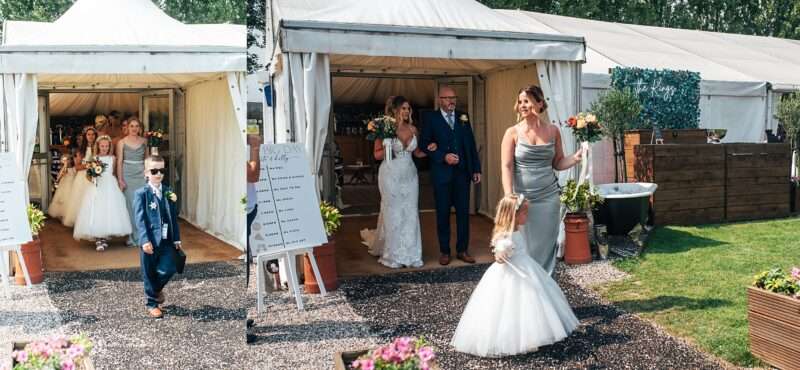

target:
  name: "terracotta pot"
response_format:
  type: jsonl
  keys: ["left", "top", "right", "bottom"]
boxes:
{"left": 303, "top": 238, "right": 339, "bottom": 294}
{"left": 14, "top": 238, "right": 44, "bottom": 285}
{"left": 564, "top": 213, "right": 592, "bottom": 265}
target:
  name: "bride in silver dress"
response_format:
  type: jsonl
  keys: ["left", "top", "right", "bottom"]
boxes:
{"left": 500, "top": 85, "right": 584, "bottom": 276}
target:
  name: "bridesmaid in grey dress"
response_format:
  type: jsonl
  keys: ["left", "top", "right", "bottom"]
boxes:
{"left": 500, "top": 85, "right": 583, "bottom": 276}
{"left": 116, "top": 118, "right": 148, "bottom": 247}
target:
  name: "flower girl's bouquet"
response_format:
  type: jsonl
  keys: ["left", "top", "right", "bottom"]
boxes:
{"left": 84, "top": 159, "right": 107, "bottom": 185}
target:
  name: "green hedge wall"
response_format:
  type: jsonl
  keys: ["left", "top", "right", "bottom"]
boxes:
{"left": 610, "top": 67, "right": 701, "bottom": 130}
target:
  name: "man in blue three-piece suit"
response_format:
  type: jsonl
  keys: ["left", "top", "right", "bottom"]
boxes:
{"left": 133, "top": 155, "right": 181, "bottom": 319}
{"left": 421, "top": 85, "right": 482, "bottom": 266}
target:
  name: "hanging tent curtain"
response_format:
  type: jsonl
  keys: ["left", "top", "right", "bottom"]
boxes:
{"left": 536, "top": 61, "right": 580, "bottom": 185}
{"left": 227, "top": 72, "right": 248, "bottom": 146}
{"left": 0, "top": 73, "right": 39, "bottom": 182}
{"left": 284, "top": 52, "right": 331, "bottom": 189}
{"left": 184, "top": 77, "right": 246, "bottom": 250}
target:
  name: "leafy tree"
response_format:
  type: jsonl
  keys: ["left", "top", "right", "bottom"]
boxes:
{"left": 247, "top": 0, "right": 266, "bottom": 73}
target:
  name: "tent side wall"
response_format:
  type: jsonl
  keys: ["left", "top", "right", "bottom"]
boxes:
{"left": 484, "top": 65, "right": 545, "bottom": 216}
{"left": 184, "top": 77, "right": 246, "bottom": 250}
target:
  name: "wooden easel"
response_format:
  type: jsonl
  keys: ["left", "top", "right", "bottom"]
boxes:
{"left": 255, "top": 247, "right": 326, "bottom": 312}
{"left": 1, "top": 245, "right": 33, "bottom": 298}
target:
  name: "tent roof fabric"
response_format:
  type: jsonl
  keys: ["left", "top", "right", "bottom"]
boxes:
{"left": 0, "top": 0, "right": 245, "bottom": 75}
{"left": 501, "top": 10, "right": 800, "bottom": 91}
{"left": 3, "top": 0, "right": 243, "bottom": 48}
{"left": 271, "top": 0, "right": 585, "bottom": 64}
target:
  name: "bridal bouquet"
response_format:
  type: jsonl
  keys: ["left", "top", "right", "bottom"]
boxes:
{"left": 364, "top": 116, "right": 397, "bottom": 141}
{"left": 84, "top": 159, "right": 107, "bottom": 185}
{"left": 566, "top": 112, "right": 604, "bottom": 143}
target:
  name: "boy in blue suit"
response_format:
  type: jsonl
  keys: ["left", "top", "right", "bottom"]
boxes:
{"left": 133, "top": 155, "right": 181, "bottom": 318}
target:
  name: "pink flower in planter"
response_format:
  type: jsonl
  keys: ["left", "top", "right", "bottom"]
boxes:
{"left": 61, "top": 359, "right": 76, "bottom": 370}
{"left": 13, "top": 350, "right": 28, "bottom": 362}
{"left": 418, "top": 346, "right": 435, "bottom": 362}
{"left": 67, "top": 344, "right": 85, "bottom": 359}
{"left": 394, "top": 337, "right": 412, "bottom": 353}
{"left": 791, "top": 267, "right": 800, "bottom": 281}
{"left": 353, "top": 359, "right": 374, "bottom": 370}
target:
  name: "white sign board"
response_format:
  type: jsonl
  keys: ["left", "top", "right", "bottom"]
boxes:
{"left": 0, "top": 181, "right": 32, "bottom": 247}
{"left": 250, "top": 143, "right": 327, "bottom": 256}
{"left": 0, "top": 152, "right": 19, "bottom": 181}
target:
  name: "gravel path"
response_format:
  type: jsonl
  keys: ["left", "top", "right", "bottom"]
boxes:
{"left": 45, "top": 261, "right": 248, "bottom": 370}
{"left": 561, "top": 258, "right": 630, "bottom": 288}
{"left": 341, "top": 264, "right": 724, "bottom": 370}
{"left": 246, "top": 262, "right": 725, "bottom": 369}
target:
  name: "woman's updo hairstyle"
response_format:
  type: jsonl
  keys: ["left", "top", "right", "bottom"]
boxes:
{"left": 386, "top": 95, "right": 412, "bottom": 123}
{"left": 514, "top": 85, "right": 548, "bottom": 114}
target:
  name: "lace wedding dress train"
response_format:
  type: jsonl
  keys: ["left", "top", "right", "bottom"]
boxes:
{"left": 361, "top": 137, "right": 423, "bottom": 268}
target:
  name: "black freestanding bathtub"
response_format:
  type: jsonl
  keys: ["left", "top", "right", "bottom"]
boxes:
{"left": 593, "top": 183, "right": 658, "bottom": 235}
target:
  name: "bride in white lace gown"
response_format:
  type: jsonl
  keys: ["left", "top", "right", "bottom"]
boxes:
{"left": 361, "top": 96, "right": 431, "bottom": 268}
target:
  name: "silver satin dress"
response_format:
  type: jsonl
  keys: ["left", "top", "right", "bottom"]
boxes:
{"left": 512, "top": 128, "right": 561, "bottom": 276}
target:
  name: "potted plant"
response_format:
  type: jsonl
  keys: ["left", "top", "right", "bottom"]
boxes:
{"left": 747, "top": 266, "right": 800, "bottom": 370}
{"left": 560, "top": 180, "right": 603, "bottom": 265}
{"left": 6, "top": 333, "right": 94, "bottom": 370}
{"left": 590, "top": 87, "right": 642, "bottom": 183}
{"left": 334, "top": 336, "right": 438, "bottom": 370}
{"left": 14, "top": 204, "right": 45, "bottom": 285}
{"left": 303, "top": 201, "right": 342, "bottom": 293}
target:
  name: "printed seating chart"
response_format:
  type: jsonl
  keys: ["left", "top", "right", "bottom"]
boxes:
{"left": 0, "top": 152, "right": 32, "bottom": 247}
{"left": 250, "top": 143, "right": 327, "bottom": 257}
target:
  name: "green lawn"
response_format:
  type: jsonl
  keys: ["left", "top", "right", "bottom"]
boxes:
{"left": 599, "top": 218, "right": 800, "bottom": 367}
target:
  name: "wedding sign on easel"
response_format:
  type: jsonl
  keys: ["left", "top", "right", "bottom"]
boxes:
{"left": 250, "top": 143, "right": 328, "bottom": 311}
{"left": 0, "top": 152, "right": 34, "bottom": 298}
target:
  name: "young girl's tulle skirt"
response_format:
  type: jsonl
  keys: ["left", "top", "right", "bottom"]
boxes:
{"left": 47, "top": 169, "right": 76, "bottom": 220}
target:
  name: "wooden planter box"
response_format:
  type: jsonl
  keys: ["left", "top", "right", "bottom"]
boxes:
{"left": 747, "top": 287, "right": 800, "bottom": 370}
{"left": 5, "top": 341, "right": 95, "bottom": 370}
{"left": 625, "top": 129, "right": 708, "bottom": 181}
{"left": 334, "top": 350, "right": 369, "bottom": 370}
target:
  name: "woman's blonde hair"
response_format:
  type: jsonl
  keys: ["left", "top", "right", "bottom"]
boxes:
{"left": 94, "top": 135, "right": 113, "bottom": 156}
{"left": 492, "top": 193, "right": 526, "bottom": 243}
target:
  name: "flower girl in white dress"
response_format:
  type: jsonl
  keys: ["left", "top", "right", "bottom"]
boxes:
{"left": 63, "top": 127, "right": 97, "bottom": 227}
{"left": 73, "top": 135, "right": 132, "bottom": 251}
{"left": 451, "top": 193, "right": 579, "bottom": 357}
{"left": 47, "top": 154, "right": 76, "bottom": 220}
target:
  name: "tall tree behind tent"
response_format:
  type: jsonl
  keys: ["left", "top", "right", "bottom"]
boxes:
{"left": 480, "top": 0, "right": 800, "bottom": 40}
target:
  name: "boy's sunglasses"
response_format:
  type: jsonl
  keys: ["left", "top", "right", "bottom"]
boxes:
{"left": 149, "top": 168, "right": 166, "bottom": 175}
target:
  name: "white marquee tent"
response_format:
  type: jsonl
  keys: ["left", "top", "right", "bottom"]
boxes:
{"left": 501, "top": 10, "right": 800, "bottom": 182}
{"left": 266, "top": 0, "right": 587, "bottom": 216}
{"left": 0, "top": 0, "right": 248, "bottom": 267}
